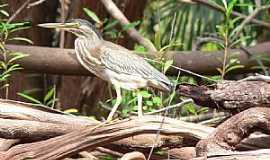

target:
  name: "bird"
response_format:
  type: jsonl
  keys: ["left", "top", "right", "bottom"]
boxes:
{"left": 38, "top": 19, "right": 172, "bottom": 122}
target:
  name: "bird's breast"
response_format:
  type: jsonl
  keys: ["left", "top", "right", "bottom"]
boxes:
{"left": 105, "top": 69, "right": 148, "bottom": 90}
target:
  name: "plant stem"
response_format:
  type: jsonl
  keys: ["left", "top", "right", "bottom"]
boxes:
{"left": 221, "top": 35, "right": 228, "bottom": 80}
{"left": 1, "top": 42, "right": 9, "bottom": 99}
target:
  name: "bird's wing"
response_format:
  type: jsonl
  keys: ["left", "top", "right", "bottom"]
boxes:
{"left": 100, "top": 41, "right": 171, "bottom": 86}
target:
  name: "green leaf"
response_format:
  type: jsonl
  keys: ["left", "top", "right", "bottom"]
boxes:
{"left": 184, "top": 103, "right": 197, "bottom": 115}
{"left": 146, "top": 100, "right": 153, "bottom": 106}
{"left": 4, "top": 64, "right": 23, "bottom": 74}
{"left": 134, "top": 45, "right": 146, "bottom": 54}
{"left": 0, "top": 10, "right": 9, "bottom": 17}
{"left": 0, "top": 4, "right": 8, "bottom": 8}
{"left": 17, "top": 92, "right": 42, "bottom": 104}
{"left": 227, "top": 0, "right": 238, "bottom": 16}
{"left": 8, "top": 37, "right": 33, "bottom": 44}
{"left": 0, "top": 61, "right": 7, "bottom": 70}
{"left": 122, "top": 21, "right": 140, "bottom": 31}
{"left": 103, "top": 20, "right": 119, "bottom": 30}
{"left": 152, "top": 96, "right": 162, "bottom": 106}
{"left": 8, "top": 52, "right": 28, "bottom": 64}
{"left": 83, "top": 8, "right": 101, "bottom": 24}
{"left": 46, "top": 98, "right": 58, "bottom": 106}
{"left": 225, "top": 64, "right": 244, "bottom": 73}
{"left": 139, "top": 90, "right": 152, "bottom": 98}
{"left": 0, "top": 73, "right": 10, "bottom": 81}
{"left": 163, "top": 60, "right": 173, "bottom": 73}
{"left": 44, "top": 87, "right": 55, "bottom": 103}
{"left": 216, "top": 68, "right": 223, "bottom": 75}
{"left": 222, "top": 0, "right": 228, "bottom": 10}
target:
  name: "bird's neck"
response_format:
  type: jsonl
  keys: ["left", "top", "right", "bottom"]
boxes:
{"left": 77, "top": 35, "right": 102, "bottom": 48}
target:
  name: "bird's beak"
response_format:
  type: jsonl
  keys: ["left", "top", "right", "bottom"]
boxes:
{"left": 38, "top": 22, "right": 79, "bottom": 30}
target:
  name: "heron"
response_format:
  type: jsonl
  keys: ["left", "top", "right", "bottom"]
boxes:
{"left": 38, "top": 19, "right": 172, "bottom": 122}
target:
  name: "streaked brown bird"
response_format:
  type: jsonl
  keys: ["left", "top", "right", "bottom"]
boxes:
{"left": 38, "top": 19, "right": 172, "bottom": 121}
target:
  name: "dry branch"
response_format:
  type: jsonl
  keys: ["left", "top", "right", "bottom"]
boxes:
{"left": 195, "top": 149, "right": 270, "bottom": 160}
{"left": 0, "top": 99, "right": 270, "bottom": 159}
{"left": 2, "top": 116, "right": 213, "bottom": 160}
{"left": 5, "top": 42, "right": 270, "bottom": 76}
{"left": 187, "top": 0, "right": 270, "bottom": 29}
{"left": 100, "top": 0, "right": 157, "bottom": 52}
{"left": 178, "top": 80, "right": 270, "bottom": 111}
{"left": 0, "top": 99, "right": 95, "bottom": 126}
{"left": 196, "top": 107, "right": 270, "bottom": 157}
{"left": 0, "top": 139, "right": 19, "bottom": 151}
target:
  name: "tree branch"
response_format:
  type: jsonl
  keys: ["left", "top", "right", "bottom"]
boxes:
{"left": 187, "top": 0, "right": 270, "bottom": 29}
{"left": 196, "top": 107, "right": 270, "bottom": 157}
{"left": 5, "top": 42, "right": 270, "bottom": 76}
{"left": 99, "top": 0, "right": 157, "bottom": 52}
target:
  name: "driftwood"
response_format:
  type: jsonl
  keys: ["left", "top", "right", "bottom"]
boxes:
{"left": 196, "top": 107, "right": 270, "bottom": 158}
{"left": 1, "top": 117, "right": 211, "bottom": 159}
{"left": 178, "top": 80, "right": 270, "bottom": 111}
{"left": 0, "top": 99, "right": 213, "bottom": 159}
{"left": 0, "top": 89, "right": 270, "bottom": 159}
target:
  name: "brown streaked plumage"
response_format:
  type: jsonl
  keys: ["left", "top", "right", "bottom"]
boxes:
{"left": 38, "top": 19, "right": 172, "bottom": 121}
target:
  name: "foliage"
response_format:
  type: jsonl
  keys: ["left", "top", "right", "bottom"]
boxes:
{"left": 0, "top": 4, "right": 31, "bottom": 98}
{"left": 18, "top": 86, "right": 58, "bottom": 107}
{"left": 83, "top": 7, "right": 141, "bottom": 40}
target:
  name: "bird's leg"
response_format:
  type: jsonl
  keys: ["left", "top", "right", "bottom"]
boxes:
{"left": 107, "top": 84, "right": 122, "bottom": 122}
{"left": 137, "top": 91, "right": 143, "bottom": 118}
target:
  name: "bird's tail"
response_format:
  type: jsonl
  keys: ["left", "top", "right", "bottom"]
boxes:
{"left": 149, "top": 80, "right": 173, "bottom": 92}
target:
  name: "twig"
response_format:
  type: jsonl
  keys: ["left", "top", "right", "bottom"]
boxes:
{"left": 239, "top": 46, "right": 268, "bottom": 76}
{"left": 7, "top": 0, "right": 31, "bottom": 23}
{"left": 145, "top": 57, "right": 217, "bottom": 82}
{"left": 100, "top": 0, "right": 157, "bottom": 52}
{"left": 179, "top": 112, "right": 230, "bottom": 122}
{"left": 183, "top": 0, "right": 270, "bottom": 29}
{"left": 231, "top": 4, "right": 270, "bottom": 40}
{"left": 27, "top": 0, "right": 47, "bottom": 8}
{"left": 79, "top": 151, "right": 98, "bottom": 159}
{"left": 198, "top": 116, "right": 228, "bottom": 125}
{"left": 96, "top": 147, "right": 123, "bottom": 157}
{"left": 145, "top": 99, "right": 193, "bottom": 115}
{"left": 239, "top": 73, "right": 270, "bottom": 82}
{"left": 59, "top": 0, "right": 66, "bottom": 48}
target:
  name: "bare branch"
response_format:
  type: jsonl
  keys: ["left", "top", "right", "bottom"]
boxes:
{"left": 145, "top": 99, "right": 193, "bottom": 115}
{"left": 120, "top": 151, "right": 146, "bottom": 160}
{"left": 100, "top": 0, "right": 157, "bottom": 52}
{"left": 7, "top": 0, "right": 31, "bottom": 23}
{"left": 4, "top": 42, "right": 270, "bottom": 76}
{"left": 186, "top": 0, "right": 270, "bottom": 29}
{"left": 231, "top": 4, "right": 270, "bottom": 39}
{"left": 27, "top": 0, "right": 47, "bottom": 8}
{"left": 196, "top": 107, "right": 270, "bottom": 157}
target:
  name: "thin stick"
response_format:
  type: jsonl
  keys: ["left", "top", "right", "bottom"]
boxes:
{"left": 231, "top": 4, "right": 270, "bottom": 40}
{"left": 145, "top": 58, "right": 217, "bottom": 82}
{"left": 145, "top": 99, "right": 193, "bottom": 115}
{"left": 28, "top": 0, "right": 47, "bottom": 8}
{"left": 100, "top": 0, "right": 157, "bottom": 52}
{"left": 7, "top": 0, "right": 31, "bottom": 23}
{"left": 180, "top": 0, "right": 270, "bottom": 29}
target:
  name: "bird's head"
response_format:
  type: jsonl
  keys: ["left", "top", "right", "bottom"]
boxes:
{"left": 38, "top": 19, "right": 102, "bottom": 39}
